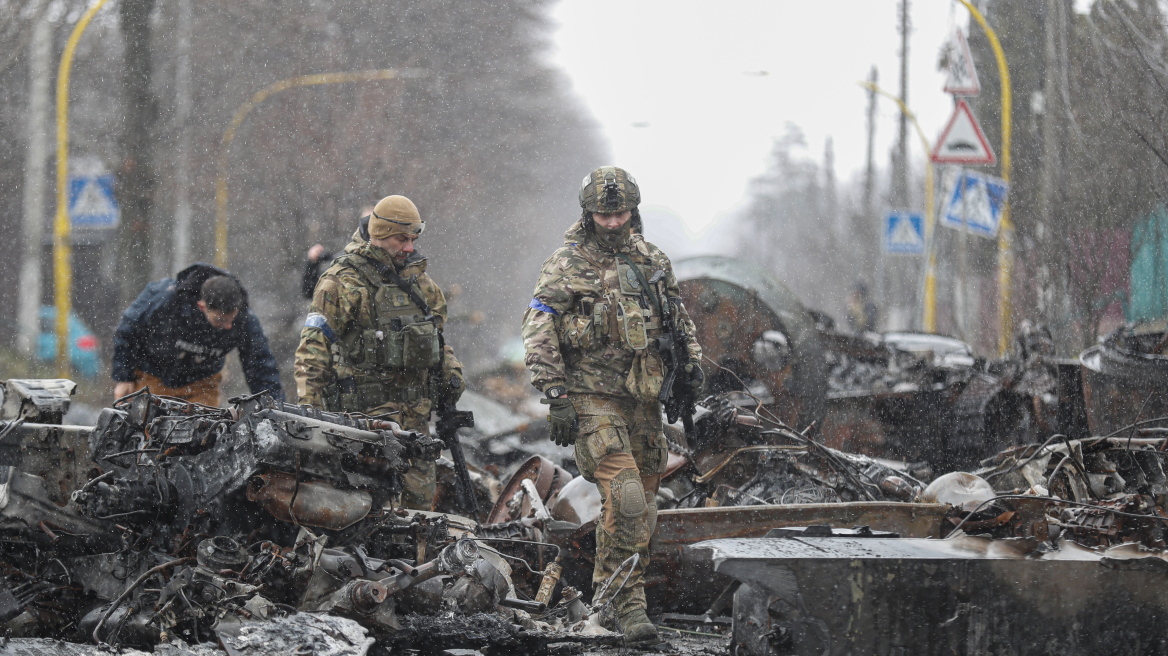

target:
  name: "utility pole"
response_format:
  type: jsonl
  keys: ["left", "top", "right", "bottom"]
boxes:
{"left": 19, "top": 1, "right": 51, "bottom": 357}
{"left": 172, "top": 0, "right": 193, "bottom": 273}
{"left": 1036, "top": 0, "right": 1059, "bottom": 326}
{"left": 824, "top": 137, "right": 838, "bottom": 234}
{"left": 864, "top": 66, "right": 882, "bottom": 305}
{"left": 888, "top": 0, "right": 910, "bottom": 328}
{"left": 893, "top": 0, "right": 911, "bottom": 208}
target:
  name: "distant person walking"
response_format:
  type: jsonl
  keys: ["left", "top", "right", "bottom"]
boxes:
{"left": 112, "top": 264, "right": 283, "bottom": 405}
{"left": 846, "top": 281, "right": 879, "bottom": 333}
{"left": 301, "top": 206, "right": 375, "bottom": 299}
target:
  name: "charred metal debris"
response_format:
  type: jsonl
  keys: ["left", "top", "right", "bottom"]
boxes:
{"left": 466, "top": 257, "right": 1168, "bottom": 654}
{"left": 0, "top": 381, "right": 623, "bottom": 655}
{"left": 9, "top": 260, "right": 1168, "bottom": 653}
{"left": 673, "top": 255, "right": 1089, "bottom": 475}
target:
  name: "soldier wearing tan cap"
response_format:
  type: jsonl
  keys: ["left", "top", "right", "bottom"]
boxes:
{"left": 293, "top": 195, "right": 465, "bottom": 510}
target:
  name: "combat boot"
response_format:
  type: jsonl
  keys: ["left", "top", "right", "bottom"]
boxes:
{"left": 619, "top": 608, "right": 659, "bottom": 645}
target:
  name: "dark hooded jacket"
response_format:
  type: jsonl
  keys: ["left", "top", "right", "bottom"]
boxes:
{"left": 111, "top": 264, "right": 283, "bottom": 399}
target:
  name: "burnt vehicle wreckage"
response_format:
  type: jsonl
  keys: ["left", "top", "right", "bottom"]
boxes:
{"left": 477, "top": 257, "right": 1168, "bottom": 654}
{"left": 0, "top": 380, "right": 632, "bottom": 655}
{"left": 8, "top": 260, "right": 1168, "bottom": 654}
{"left": 673, "top": 255, "right": 1089, "bottom": 475}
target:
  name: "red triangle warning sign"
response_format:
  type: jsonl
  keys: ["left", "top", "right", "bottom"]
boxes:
{"left": 931, "top": 99, "right": 996, "bottom": 165}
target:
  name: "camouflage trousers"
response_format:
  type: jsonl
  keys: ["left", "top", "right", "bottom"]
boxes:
{"left": 572, "top": 394, "right": 667, "bottom": 616}
{"left": 370, "top": 401, "right": 436, "bottom": 512}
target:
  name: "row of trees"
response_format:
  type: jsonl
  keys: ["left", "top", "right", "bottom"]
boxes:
{"left": 0, "top": 0, "right": 606, "bottom": 387}
{"left": 737, "top": 0, "right": 1168, "bottom": 355}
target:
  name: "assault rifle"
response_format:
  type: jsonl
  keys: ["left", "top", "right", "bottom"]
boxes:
{"left": 435, "top": 397, "right": 477, "bottom": 519}
{"left": 433, "top": 333, "right": 479, "bottom": 522}
{"left": 650, "top": 271, "right": 697, "bottom": 435}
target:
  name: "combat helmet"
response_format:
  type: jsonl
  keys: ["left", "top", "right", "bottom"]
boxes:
{"left": 579, "top": 166, "right": 640, "bottom": 214}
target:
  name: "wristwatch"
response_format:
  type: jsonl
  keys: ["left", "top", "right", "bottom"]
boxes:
{"left": 545, "top": 386, "right": 567, "bottom": 399}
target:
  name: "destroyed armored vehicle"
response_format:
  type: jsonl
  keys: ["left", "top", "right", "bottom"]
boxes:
{"left": 675, "top": 255, "right": 1083, "bottom": 472}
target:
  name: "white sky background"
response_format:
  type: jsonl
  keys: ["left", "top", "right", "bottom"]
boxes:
{"left": 548, "top": 0, "right": 973, "bottom": 256}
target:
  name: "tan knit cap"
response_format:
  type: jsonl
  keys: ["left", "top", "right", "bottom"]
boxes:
{"left": 369, "top": 195, "right": 424, "bottom": 239}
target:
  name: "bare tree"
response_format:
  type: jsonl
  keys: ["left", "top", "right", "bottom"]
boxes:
{"left": 116, "top": 0, "right": 159, "bottom": 305}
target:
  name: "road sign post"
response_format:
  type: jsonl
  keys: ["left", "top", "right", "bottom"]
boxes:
{"left": 940, "top": 170, "right": 1009, "bottom": 239}
{"left": 53, "top": 0, "right": 113, "bottom": 377}
{"left": 931, "top": 99, "right": 996, "bottom": 166}
{"left": 955, "top": 0, "right": 1013, "bottom": 356}
{"left": 68, "top": 173, "right": 119, "bottom": 229}
{"left": 860, "top": 80, "right": 938, "bottom": 332}
{"left": 884, "top": 211, "right": 925, "bottom": 256}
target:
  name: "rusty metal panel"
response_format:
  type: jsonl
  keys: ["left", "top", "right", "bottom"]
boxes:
{"left": 246, "top": 471, "right": 372, "bottom": 530}
{"left": 652, "top": 503, "right": 948, "bottom": 546}
{"left": 675, "top": 255, "right": 828, "bottom": 430}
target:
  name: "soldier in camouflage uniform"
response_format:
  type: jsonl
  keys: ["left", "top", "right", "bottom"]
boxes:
{"left": 294, "top": 195, "right": 465, "bottom": 511}
{"left": 521, "top": 167, "right": 703, "bottom": 644}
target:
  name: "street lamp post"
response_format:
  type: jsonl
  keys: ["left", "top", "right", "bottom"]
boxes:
{"left": 54, "top": 0, "right": 113, "bottom": 377}
{"left": 214, "top": 69, "right": 407, "bottom": 269}
{"left": 956, "top": 0, "right": 1013, "bottom": 355}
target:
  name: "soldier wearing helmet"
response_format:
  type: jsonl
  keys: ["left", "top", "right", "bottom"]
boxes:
{"left": 521, "top": 167, "right": 703, "bottom": 644}
{"left": 294, "top": 195, "right": 465, "bottom": 510}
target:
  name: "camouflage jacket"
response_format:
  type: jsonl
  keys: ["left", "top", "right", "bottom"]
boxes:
{"left": 522, "top": 221, "right": 701, "bottom": 399}
{"left": 293, "top": 230, "right": 463, "bottom": 416}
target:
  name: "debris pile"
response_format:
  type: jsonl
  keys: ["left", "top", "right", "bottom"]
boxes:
{"left": 0, "top": 382, "right": 611, "bottom": 655}
{"left": 663, "top": 394, "right": 926, "bottom": 508}
{"left": 7, "top": 314, "right": 1168, "bottom": 654}
{"left": 675, "top": 255, "right": 1085, "bottom": 473}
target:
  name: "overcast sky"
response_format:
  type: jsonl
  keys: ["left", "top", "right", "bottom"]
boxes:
{"left": 549, "top": 1, "right": 975, "bottom": 254}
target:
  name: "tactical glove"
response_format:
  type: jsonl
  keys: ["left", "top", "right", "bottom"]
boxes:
{"left": 540, "top": 397, "right": 578, "bottom": 447}
{"left": 443, "top": 374, "right": 464, "bottom": 406}
{"left": 684, "top": 361, "right": 705, "bottom": 397}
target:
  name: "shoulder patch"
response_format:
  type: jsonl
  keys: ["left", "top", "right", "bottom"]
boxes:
{"left": 304, "top": 312, "right": 336, "bottom": 343}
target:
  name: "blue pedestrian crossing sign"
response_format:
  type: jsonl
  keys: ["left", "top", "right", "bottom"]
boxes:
{"left": 884, "top": 211, "right": 925, "bottom": 255}
{"left": 68, "top": 174, "right": 120, "bottom": 229}
{"left": 940, "top": 170, "right": 1008, "bottom": 239}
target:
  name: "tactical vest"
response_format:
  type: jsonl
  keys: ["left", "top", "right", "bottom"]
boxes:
{"left": 328, "top": 253, "right": 441, "bottom": 411}
{"left": 560, "top": 246, "right": 666, "bottom": 402}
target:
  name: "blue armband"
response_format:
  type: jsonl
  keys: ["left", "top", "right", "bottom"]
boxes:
{"left": 529, "top": 298, "right": 559, "bottom": 315}
{"left": 303, "top": 313, "right": 336, "bottom": 343}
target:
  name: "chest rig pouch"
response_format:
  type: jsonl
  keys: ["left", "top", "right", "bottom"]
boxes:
{"left": 562, "top": 246, "right": 658, "bottom": 353}
{"left": 371, "top": 287, "right": 441, "bottom": 369}
{"left": 615, "top": 261, "right": 649, "bottom": 350}
{"left": 334, "top": 256, "right": 441, "bottom": 372}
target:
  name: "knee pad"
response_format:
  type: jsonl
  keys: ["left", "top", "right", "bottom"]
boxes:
{"left": 613, "top": 468, "right": 647, "bottom": 519}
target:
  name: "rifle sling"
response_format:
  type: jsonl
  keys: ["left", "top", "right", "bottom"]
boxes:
{"left": 360, "top": 256, "right": 433, "bottom": 317}
{"left": 615, "top": 252, "right": 664, "bottom": 320}
{"left": 356, "top": 253, "right": 450, "bottom": 381}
